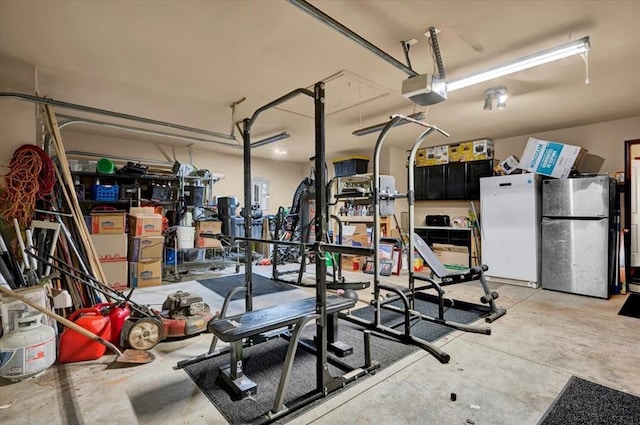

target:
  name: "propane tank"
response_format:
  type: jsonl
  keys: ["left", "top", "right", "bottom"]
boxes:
{"left": 0, "top": 312, "right": 56, "bottom": 382}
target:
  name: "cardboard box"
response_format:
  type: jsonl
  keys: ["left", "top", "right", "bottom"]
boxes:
{"left": 449, "top": 141, "right": 474, "bottom": 162}
{"left": 195, "top": 221, "right": 222, "bottom": 248}
{"left": 341, "top": 255, "right": 364, "bottom": 271}
{"left": 432, "top": 243, "right": 469, "bottom": 270}
{"left": 129, "top": 259, "right": 162, "bottom": 287}
{"left": 101, "top": 261, "right": 128, "bottom": 288}
{"left": 472, "top": 139, "right": 494, "bottom": 160}
{"left": 340, "top": 224, "right": 368, "bottom": 245}
{"left": 129, "top": 235, "right": 164, "bottom": 261}
{"left": 494, "top": 155, "right": 520, "bottom": 175}
{"left": 519, "top": 137, "right": 587, "bottom": 179}
{"left": 128, "top": 207, "right": 163, "bottom": 236}
{"left": 91, "top": 212, "right": 126, "bottom": 234}
{"left": 422, "top": 146, "right": 449, "bottom": 166}
{"left": 91, "top": 234, "right": 127, "bottom": 263}
{"left": 91, "top": 233, "right": 128, "bottom": 287}
{"left": 415, "top": 148, "right": 428, "bottom": 167}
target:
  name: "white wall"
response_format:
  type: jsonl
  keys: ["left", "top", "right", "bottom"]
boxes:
{"left": 0, "top": 54, "right": 35, "bottom": 170}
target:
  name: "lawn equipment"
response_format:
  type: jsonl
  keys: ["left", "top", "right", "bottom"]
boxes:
{"left": 27, "top": 251, "right": 216, "bottom": 351}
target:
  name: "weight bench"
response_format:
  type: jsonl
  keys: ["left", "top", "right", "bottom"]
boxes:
{"left": 412, "top": 232, "right": 506, "bottom": 323}
{"left": 208, "top": 294, "right": 356, "bottom": 400}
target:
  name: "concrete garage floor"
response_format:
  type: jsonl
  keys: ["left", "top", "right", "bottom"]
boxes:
{"left": 0, "top": 265, "right": 638, "bottom": 425}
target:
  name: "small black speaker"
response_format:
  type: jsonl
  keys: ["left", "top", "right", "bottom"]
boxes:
{"left": 425, "top": 215, "right": 450, "bottom": 227}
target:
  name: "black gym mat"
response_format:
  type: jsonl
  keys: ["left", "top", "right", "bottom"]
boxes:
{"left": 197, "top": 273, "right": 296, "bottom": 299}
{"left": 182, "top": 295, "right": 488, "bottom": 424}
{"left": 347, "top": 292, "right": 492, "bottom": 343}
{"left": 538, "top": 376, "right": 640, "bottom": 425}
{"left": 618, "top": 293, "right": 640, "bottom": 318}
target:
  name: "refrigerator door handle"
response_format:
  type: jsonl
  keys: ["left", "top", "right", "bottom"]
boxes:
{"left": 499, "top": 182, "right": 512, "bottom": 187}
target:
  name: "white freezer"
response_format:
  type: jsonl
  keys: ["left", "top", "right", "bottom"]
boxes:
{"left": 480, "top": 174, "right": 541, "bottom": 284}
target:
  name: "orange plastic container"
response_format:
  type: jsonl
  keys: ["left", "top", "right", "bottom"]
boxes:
{"left": 58, "top": 308, "right": 111, "bottom": 363}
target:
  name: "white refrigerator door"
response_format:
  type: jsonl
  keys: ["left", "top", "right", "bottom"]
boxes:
{"left": 480, "top": 174, "right": 540, "bottom": 282}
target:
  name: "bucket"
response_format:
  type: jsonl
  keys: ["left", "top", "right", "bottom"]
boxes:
{"left": 96, "top": 158, "right": 116, "bottom": 175}
{"left": 58, "top": 308, "right": 111, "bottom": 363}
{"left": 176, "top": 226, "right": 195, "bottom": 249}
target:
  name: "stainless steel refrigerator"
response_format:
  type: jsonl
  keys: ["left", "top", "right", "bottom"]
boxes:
{"left": 541, "top": 175, "right": 615, "bottom": 298}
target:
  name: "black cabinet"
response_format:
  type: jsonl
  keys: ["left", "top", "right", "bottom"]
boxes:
{"left": 414, "top": 160, "right": 493, "bottom": 200}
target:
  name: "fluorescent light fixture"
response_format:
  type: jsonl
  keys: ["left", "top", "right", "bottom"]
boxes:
{"left": 447, "top": 36, "right": 590, "bottom": 92}
{"left": 251, "top": 131, "right": 291, "bottom": 148}
{"left": 353, "top": 112, "right": 426, "bottom": 136}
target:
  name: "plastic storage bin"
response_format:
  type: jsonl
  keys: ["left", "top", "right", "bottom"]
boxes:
{"left": 91, "top": 184, "right": 120, "bottom": 201}
{"left": 333, "top": 156, "right": 369, "bottom": 177}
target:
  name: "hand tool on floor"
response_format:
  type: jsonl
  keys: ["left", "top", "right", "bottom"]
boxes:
{"left": 0, "top": 285, "right": 155, "bottom": 365}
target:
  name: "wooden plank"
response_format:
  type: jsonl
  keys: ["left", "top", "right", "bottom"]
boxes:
{"left": 44, "top": 105, "right": 108, "bottom": 284}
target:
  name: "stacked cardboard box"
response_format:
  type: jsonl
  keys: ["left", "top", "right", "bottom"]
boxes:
{"left": 449, "top": 139, "right": 494, "bottom": 162}
{"left": 518, "top": 137, "right": 587, "bottom": 179}
{"left": 194, "top": 221, "right": 222, "bottom": 248}
{"left": 90, "top": 211, "right": 128, "bottom": 288}
{"left": 127, "top": 207, "right": 163, "bottom": 287}
{"left": 340, "top": 224, "right": 369, "bottom": 271}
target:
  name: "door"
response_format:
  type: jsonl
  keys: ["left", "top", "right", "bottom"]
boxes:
{"left": 631, "top": 159, "right": 640, "bottom": 266}
{"left": 541, "top": 217, "right": 610, "bottom": 298}
{"left": 480, "top": 174, "right": 540, "bottom": 282}
{"left": 542, "top": 176, "right": 610, "bottom": 218}
{"left": 424, "top": 165, "right": 446, "bottom": 200}
{"left": 446, "top": 162, "right": 466, "bottom": 199}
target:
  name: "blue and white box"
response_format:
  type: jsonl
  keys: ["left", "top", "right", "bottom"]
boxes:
{"left": 519, "top": 137, "right": 587, "bottom": 179}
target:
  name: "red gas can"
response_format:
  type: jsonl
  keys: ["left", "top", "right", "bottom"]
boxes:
{"left": 58, "top": 308, "right": 111, "bottom": 363}
{"left": 94, "top": 302, "right": 131, "bottom": 346}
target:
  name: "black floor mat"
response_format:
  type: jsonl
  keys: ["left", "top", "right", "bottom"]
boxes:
{"left": 198, "top": 273, "right": 296, "bottom": 299}
{"left": 182, "top": 295, "right": 488, "bottom": 424}
{"left": 618, "top": 293, "right": 640, "bottom": 318}
{"left": 347, "top": 292, "right": 491, "bottom": 343}
{"left": 538, "top": 376, "right": 640, "bottom": 425}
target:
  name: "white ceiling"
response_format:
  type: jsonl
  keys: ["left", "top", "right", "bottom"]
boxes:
{"left": 1, "top": 0, "right": 639, "bottom": 163}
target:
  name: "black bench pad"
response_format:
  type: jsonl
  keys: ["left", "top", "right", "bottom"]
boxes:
{"left": 210, "top": 295, "right": 355, "bottom": 342}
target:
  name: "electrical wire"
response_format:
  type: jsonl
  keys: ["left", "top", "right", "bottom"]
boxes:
{"left": 0, "top": 144, "right": 56, "bottom": 226}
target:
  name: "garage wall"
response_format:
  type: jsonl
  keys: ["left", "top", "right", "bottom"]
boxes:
{"left": 60, "top": 131, "right": 308, "bottom": 213}
{"left": 0, "top": 54, "right": 36, "bottom": 171}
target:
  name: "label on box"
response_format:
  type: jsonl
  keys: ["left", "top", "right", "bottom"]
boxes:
{"left": 129, "top": 236, "right": 164, "bottom": 261}
{"left": 91, "top": 212, "right": 126, "bottom": 234}
{"left": 129, "top": 260, "right": 162, "bottom": 287}
{"left": 128, "top": 214, "right": 163, "bottom": 236}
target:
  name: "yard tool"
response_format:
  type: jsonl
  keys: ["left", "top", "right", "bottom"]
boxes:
{"left": 27, "top": 250, "right": 215, "bottom": 350}
{"left": 0, "top": 285, "right": 155, "bottom": 365}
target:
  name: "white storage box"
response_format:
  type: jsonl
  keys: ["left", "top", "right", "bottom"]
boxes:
{"left": 519, "top": 137, "right": 587, "bottom": 179}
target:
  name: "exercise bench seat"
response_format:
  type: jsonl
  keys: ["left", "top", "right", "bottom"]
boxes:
{"left": 209, "top": 294, "right": 356, "bottom": 399}
{"left": 412, "top": 232, "right": 506, "bottom": 323}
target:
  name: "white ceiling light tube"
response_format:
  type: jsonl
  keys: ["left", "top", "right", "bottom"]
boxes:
{"left": 447, "top": 36, "right": 590, "bottom": 92}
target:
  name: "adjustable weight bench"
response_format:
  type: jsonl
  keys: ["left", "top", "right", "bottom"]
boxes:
{"left": 208, "top": 294, "right": 356, "bottom": 400}
{"left": 412, "top": 232, "right": 506, "bottom": 323}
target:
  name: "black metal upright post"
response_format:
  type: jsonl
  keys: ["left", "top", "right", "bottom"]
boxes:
{"left": 243, "top": 118, "right": 253, "bottom": 312}
{"left": 313, "top": 81, "right": 329, "bottom": 392}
